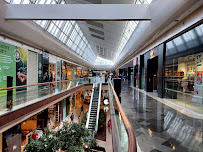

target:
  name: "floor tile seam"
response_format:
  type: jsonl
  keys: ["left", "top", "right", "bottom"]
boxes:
{"left": 131, "top": 86, "right": 203, "bottom": 120}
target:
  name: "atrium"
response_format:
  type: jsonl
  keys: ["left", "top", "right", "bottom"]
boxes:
{"left": 0, "top": 0, "right": 203, "bottom": 152}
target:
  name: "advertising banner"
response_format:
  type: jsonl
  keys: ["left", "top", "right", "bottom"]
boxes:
{"left": 16, "top": 47, "right": 27, "bottom": 86}
{"left": 0, "top": 42, "right": 16, "bottom": 110}
{"left": 0, "top": 41, "right": 16, "bottom": 88}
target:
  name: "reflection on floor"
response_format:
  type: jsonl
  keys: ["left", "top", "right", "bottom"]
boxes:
{"left": 121, "top": 82, "right": 203, "bottom": 152}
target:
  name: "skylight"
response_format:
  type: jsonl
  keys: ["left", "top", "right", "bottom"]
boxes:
{"left": 112, "top": 0, "right": 153, "bottom": 62}
{"left": 5, "top": 0, "right": 153, "bottom": 66}
{"left": 94, "top": 57, "right": 114, "bottom": 65}
{"left": 6, "top": 0, "right": 97, "bottom": 64}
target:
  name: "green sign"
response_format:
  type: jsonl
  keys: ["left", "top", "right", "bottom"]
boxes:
{"left": 0, "top": 41, "right": 16, "bottom": 88}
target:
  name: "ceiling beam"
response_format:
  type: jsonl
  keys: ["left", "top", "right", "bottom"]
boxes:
{"left": 5, "top": 4, "right": 151, "bottom": 20}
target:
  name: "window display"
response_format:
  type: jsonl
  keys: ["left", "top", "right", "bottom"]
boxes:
{"left": 164, "top": 24, "right": 203, "bottom": 113}
{"left": 165, "top": 53, "right": 203, "bottom": 113}
{"left": 165, "top": 54, "right": 195, "bottom": 96}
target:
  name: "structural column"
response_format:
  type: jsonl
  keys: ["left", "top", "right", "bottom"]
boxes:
{"left": 70, "top": 66, "right": 76, "bottom": 80}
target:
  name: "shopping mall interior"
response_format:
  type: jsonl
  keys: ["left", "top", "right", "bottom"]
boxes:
{"left": 0, "top": 0, "right": 203, "bottom": 152}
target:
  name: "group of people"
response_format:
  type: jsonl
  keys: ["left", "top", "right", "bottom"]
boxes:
{"left": 43, "top": 72, "right": 54, "bottom": 83}
{"left": 70, "top": 105, "right": 85, "bottom": 123}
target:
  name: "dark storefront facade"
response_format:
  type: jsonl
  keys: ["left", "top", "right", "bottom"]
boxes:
{"left": 134, "top": 23, "right": 203, "bottom": 113}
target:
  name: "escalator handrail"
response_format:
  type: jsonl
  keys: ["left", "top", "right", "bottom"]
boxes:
{"left": 109, "top": 82, "right": 137, "bottom": 152}
{"left": 95, "top": 83, "right": 102, "bottom": 132}
{"left": 86, "top": 83, "right": 95, "bottom": 128}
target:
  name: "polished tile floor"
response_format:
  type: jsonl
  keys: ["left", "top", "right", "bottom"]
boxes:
{"left": 121, "top": 82, "right": 203, "bottom": 152}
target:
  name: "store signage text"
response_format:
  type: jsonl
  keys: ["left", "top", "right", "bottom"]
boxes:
{"left": 150, "top": 50, "right": 155, "bottom": 59}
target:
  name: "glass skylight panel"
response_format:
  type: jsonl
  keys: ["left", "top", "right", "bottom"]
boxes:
{"left": 12, "top": 0, "right": 21, "bottom": 4}
{"left": 45, "top": 0, "right": 52, "bottom": 4}
{"left": 195, "top": 25, "right": 203, "bottom": 37}
{"left": 69, "top": 29, "right": 77, "bottom": 41}
{"left": 51, "top": 25, "right": 59, "bottom": 36}
{"left": 95, "top": 57, "right": 114, "bottom": 65}
{"left": 38, "top": 0, "right": 46, "bottom": 4}
{"left": 74, "top": 35, "right": 81, "bottom": 45}
{"left": 21, "top": 0, "right": 30, "bottom": 4}
{"left": 39, "top": 20, "right": 48, "bottom": 28}
{"left": 71, "top": 43, "right": 77, "bottom": 51}
{"left": 135, "top": 0, "right": 152, "bottom": 4}
{"left": 47, "top": 22, "right": 54, "bottom": 33}
{"left": 63, "top": 22, "right": 73, "bottom": 36}
{"left": 60, "top": 0, "right": 65, "bottom": 4}
{"left": 8, "top": 0, "right": 97, "bottom": 64}
{"left": 83, "top": 53, "right": 87, "bottom": 59}
{"left": 5, "top": 0, "right": 12, "bottom": 3}
{"left": 166, "top": 41, "right": 174, "bottom": 50}
{"left": 58, "top": 32, "right": 65, "bottom": 41}
{"left": 114, "top": 20, "right": 138, "bottom": 61}
{"left": 78, "top": 40, "right": 84, "bottom": 49}
{"left": 76, "top": 47, "right": 80, "bottom": 53}
{"left": 75, "top": 24, "right": 80, "bottom": 32}
{"left": 51, "top": 0, "right": 56, "bottom": 4}
{"left": 79, "top": 30, "right": 83, "bottom": 37}
{"left": 173, "top": 37, "right": 183, "bottom": 46}
{"left": 67, "top": 39, "right": 73, "bottom": 47}
{"left": 183, "top": 30, "right": 196, "bottom": 41}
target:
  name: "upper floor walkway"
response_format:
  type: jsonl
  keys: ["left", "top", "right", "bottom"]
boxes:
{"left": 121, "top": 81, "right": 203, "bottom": 152}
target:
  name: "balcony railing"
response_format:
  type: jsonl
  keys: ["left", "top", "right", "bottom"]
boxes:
{"left": 109, "top": 81, "right": 137, "bottom": 152}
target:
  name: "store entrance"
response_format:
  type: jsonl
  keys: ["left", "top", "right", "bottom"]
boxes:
{"left": 134, "top": 65, "right": 138, "bottom": 87}
{"left": 147, "top": 56, "right": 158, "bottom": 92}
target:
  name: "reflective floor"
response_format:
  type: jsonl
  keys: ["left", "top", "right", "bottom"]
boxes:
{"left": 121, "top": 82, "right": 203, "bottom": 152}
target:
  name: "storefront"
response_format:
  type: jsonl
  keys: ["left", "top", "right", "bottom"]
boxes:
{"left": 164, "top": 23, "right": 203, "bottom": 113}
{"left": 133, "top": 57, "right": 139, "bottom": 87}
{"left": 62, "top": 61, "right": 68, "bottom": 80}
{"left": 49, "top": 63, "right": 56, "bottom": 81}
{"left": 137, "top": 44, "right": 165, "bottom": 98}
{"left": 135, "top": 23, "right": 203, "bottom": 113}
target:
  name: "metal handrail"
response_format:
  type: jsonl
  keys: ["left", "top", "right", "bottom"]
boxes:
{"left": 95, "top": 83, "right": 102, "bottom": 132}
{"left": 0, "top": 78, "right": 86, "bottom": 91}
{"left": 85, "top": 83, "right": 95, "bottom": 128}
{"left": 109, "top": 82, "right": 137, "bottom": 152}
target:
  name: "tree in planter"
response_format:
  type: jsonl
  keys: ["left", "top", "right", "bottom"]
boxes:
{"left": 98, "top": 110, "right": 105, "bottom": 128}
{"left": 56, "top": 122, "right": 97, "bottom": 151}
{"left": 24, "top": 123, "right": 97, "bottom": 152}
{"left": 24, "top": 131, "right": 59, "bottom": 152}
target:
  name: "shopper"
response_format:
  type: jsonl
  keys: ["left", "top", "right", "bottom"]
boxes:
{"left": 105, "top": 74, "right": 108, "bottom": 83}
{"left": 81, "top": 93, "right": 84, "bottom": 103}
{"left": 80, "top": 105, "right": 84, "bottom": 114}
{"left": 107, "top": 119, "right": 111, "bottom": 133}
{"left": 78, "top": 115, "right": 81, "bottom": 123}
{"left": 70, "top": 113, "right": 74, "bottom": 123}
{"left": 43, "top": 72, "right": 49, "bottom": 82}
{"left": 49, "top": 72, "right": 54, "bottom": 87}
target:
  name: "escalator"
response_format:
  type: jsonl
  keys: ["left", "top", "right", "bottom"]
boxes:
{"left": 86, "top": 83, "right": 101, "bottom": 132}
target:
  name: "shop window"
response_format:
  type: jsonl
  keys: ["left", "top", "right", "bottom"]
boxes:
{"left": 165, "top": 53, "right": 203, "bottom": 113}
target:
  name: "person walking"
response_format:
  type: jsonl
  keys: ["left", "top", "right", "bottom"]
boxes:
{"left": 81, "top": 93, "right": 84, "bottom": 103}
{"left": 78, "top": 115, "right": 81, "bottom": 123}
{"left": 70, "top": 113, "right": 74, "bottom": 123}
{"left": 49, "top": 72, "right": 54, "bottom": 87}
{"left": 80, "top": 105, "right": 84, "bottom": 114}
{"left": 107, "top": 119, "right": 111, "bottom": 133}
